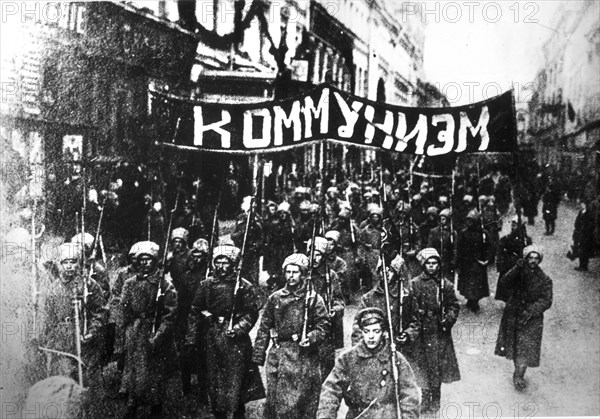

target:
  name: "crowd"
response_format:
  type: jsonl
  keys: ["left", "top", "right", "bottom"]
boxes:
{"left": 5, "top": 158, "right": 598, "bottom": 419}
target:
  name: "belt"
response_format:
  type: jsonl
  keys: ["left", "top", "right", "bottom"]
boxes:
{"left": 276, "top": 334, "right": 301, "bottom": 343}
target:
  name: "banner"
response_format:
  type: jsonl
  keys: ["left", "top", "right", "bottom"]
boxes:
{"left": 152, "top": 84, "right": 516, "bottom": 155}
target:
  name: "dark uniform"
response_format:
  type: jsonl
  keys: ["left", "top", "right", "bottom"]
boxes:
{"left": 495, "top": 219, "right": 531, "bottom": 301}
{"left": 253, "top": 254, "right": 330, "bottom": 419}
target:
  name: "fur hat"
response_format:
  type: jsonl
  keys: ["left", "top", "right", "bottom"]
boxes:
{"left": 417, "top": 247, "right": 441, "bottom": 266}
{"left": 171, "top": 227, "right": 189, "bottom": 243}
{"left": 191, "top": 238, "right": 209, "bottom": 254}
{"left": 134, "top": 241, "right": 160, "bottom": 259}
{"left": 277, "top": 202, "right": 291, "bottom": 213}
{"left": 71, "top": 232, "right": 94, "bottom": 247}
{"left": 58, "top": 243, "right": 81, "bottom": 262}
{"left": 282, "top": 253, "right": 310, "bottom": 273}
{"left": 523, "top": 244, "right": 543, "bottom": 262}
{"left": 307, "top": 237, "right": 328, "bottom": 255}
{"left": 213, "top": 244, "right": 241, "bottom": 263}
{"left": 325, "top": 230, "right": 340, "bottom": 243}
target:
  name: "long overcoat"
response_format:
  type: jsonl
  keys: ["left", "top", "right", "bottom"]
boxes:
{"left": 186, "top": 274, "right": 262, "bottom": 414}
{"left": 495, "top": 262, "right": 553, "bottom": 367}
{"left": 427, "top": 226, "right": 456, "bottom": 281}
{"left": 317, "top": 339, "right": 420, "bottom": 419}
{"left": 495, "top": 232, "right": 531, "bottom": 301}
{"left": 406, "top": 272, "right": 461, "bottom": 389}
{"left": 120, "top": 270, "right": 180, "bottom": 405}
{"left": 456, "top": 225, "right": 492, "bottom": 300}
{"left": 252, "top": 284, "right": 330, "bottom": 418}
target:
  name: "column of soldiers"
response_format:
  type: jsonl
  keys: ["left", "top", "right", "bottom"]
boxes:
{"left": 32, "top": 166, "right": 554, "bottom": 418}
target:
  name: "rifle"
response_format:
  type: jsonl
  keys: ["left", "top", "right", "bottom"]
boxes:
{"left": 227, "top": 196, "right": 255, "bottom": 333}
{"left": 206, "top": 174, "right": 225, "bottom": 280}
{"left": 379, "top": 231, "right": 402, "bottom": 419}
{"left": 301, "top": 209, "right": 319, "bottom": 343}
{"left": 152, "top": 180, "right": 181, "bottom": 335}
{"left": 72, "top": 293, "right": 84, "bottom": 387}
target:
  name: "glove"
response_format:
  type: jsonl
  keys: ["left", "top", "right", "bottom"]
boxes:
{"left": 519, "top": 310, "right": 531, "bottom": 326}
{"left": 396, "top": 332, "right": 409, "bottom": 345}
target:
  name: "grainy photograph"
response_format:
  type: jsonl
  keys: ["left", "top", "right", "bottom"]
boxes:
{"left": 1, "top": 1, "right": 598, "bottom": 418}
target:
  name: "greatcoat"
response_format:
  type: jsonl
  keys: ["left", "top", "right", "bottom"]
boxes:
{"left": 253, "top": 284, "right": 330, "bottom": 418}
{"left": 495, "top": 262, "right": 553, "bottom": 367}
{"left": 456, "top": 225, "right": 492, "bottom": 300}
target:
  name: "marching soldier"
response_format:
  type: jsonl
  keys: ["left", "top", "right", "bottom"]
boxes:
{"left": 293, "top": 200, "right": 314, "bottom": 252}
{"left": 427, "top": 209, "right": 456, "bottom": 283}
{"left": 324, "top": 230, "right": 349, "bottom": 299}
{"left": 165, "top": 227, "right": 191, "bottom": 287}
{"left": 71, "top": 232, "right": 110, "bottom": 300}
{"left": 419, "top": 206, "right": 439, "bottom": 247}
{"left": 263, "top": 202, "right": 295, "bottom": 277}
{"left": 39, "top": 243, "right": 106, "bottom": 380}
{"left": 231, "top": 197, "right": 263, "bottom": 284}
{"left": 252, "top": 253, "right": 330, "bottom": 418}
{"left": 120, "top": 241, "right": 180, "bottom": 418}
{"left": 495, "top": 216, "right": 531, "bottom": 301}
{"left": 456, "top": 210, "right": 492, "bottom": 312}
{"left": 175, "top": 239, "right": 210, "bottom": 398}
{"left": 406, "top": 248, "right": 460, "bottom": 413}
{"left": 358, "top": 205, "right": 385, "bottom": 286}
{"left": 394, "top": 202, "right": 422, "bottom": 280}
{"left": 351, "top": 255, "right": 415, "bottom": 347}
{"left": 318, "top": 307, "right": 420, "bottom": 419}
{"left": 307, "top": 237, "right": 345, "bottom": 381}
{"left": 185, "top": 244, "right": 263, "bottom": 419}
{"left": 495, "top": 244, "right": 553, "bottom": 391}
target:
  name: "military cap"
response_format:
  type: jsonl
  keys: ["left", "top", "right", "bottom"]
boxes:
{"left": 338, "top": 206, "right": 351, "bottom": 218}
{"left": 307, "top": 237, "right": 328, "bottom": 255}
{"left": 134, "top": 241, "right": 160, "bottom": 259}
{"left": 213, "top": 244, "right": 241, "bottom": 263}
{"left": 309, "top": 203, "right": 320, "bottom": 213}
{"left": 282, "top": 253, "right": 310, "bottom": 273}
{"left": 58, "top": 243, "right": 81, "bottom": 262}
{"left": 299, "top": 200, "right": 312, "bottom": 211}
{"left": 191, "top": 238, "right": 209, "bottom": 254}
{"left": 523, "top": 244, "right": 543, "bottom": 262}
{"left": 327, "top": 186, "right": 339, "bottom": 194}
{"left": 427, "top": 206, "right": 439, "bottom": 216}
{"left": 368, "top": 204, "right": 383, "bottom": 215}
{"left": 463, "top": 194, "right": 474, "bottom": 203}
{"left": 277, "top": 202, "right": 291, "bottom": 213}
{"left": 356, "top": 307, "right": 386, "bottom": 328}
{"left": 325, "top": 230, "right": 340, "bottom": 243}
{"left": 466, "top": 209, "right": 481, "bottom": 220}
{"left": 171, "top": 227, "right": 189, "bottom": 243}
{"left": 71, "top": 232, "right": 94, "bottom": 247}
{"left": 417, "top": 247, "right": 441, "bottom": 266}
{"left": 439, "top": 209, "right": 452, "bottom": 218}
{"left": 266, "top": 200, "right": 277, "bottom": 208}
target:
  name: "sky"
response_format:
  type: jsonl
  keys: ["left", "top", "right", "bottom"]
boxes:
{"left": 423, "top": 0, "right": 566, "bottom": 105}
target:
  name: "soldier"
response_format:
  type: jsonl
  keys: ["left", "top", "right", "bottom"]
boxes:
{"left": 571, "top": 198, "right": 595, "bottom": 271}
{"left": 120, "top": 241, "right": 180, "bottom": 418}
{"left": 495, "top": 216, "right": 531, "bottom": 302}
{"left": 482, "top": 196, "right": 501, "bottom": 263}
{"left": 307, "top": 237, "right": 345, "bottom": 381}
{"left": 324, "top": 230, "right": 349, "bottom": 299}
{"left": 108, "top": 243, "right": 139, "bottom": 371}
{"left": 324, "top": 186, "right": 343, "bottom": 226}
{"left": 495, "top": 244, "right": 553, "bottom": 391}
{"left": 252, "top": 253, "right": 330, "bottom": 418}
{"left": 174, "top": 197, "right": 207, "bottom": 243}
{"left": 39, "top": 243, "right": 106, "bottom": 380}
{"left": 231, "top": 196, "right": 263, "bottom": 284}
{"left": 456, "top": 210, "right": 492, "bottom": 312}
{"left": 358, "top": 205, "right": 385, "bottom": 285}
{"left": 394, "top": 202, "right": 422, "bottom": 280}
{"left": 427, "top": 208, "right": 456, "bottom": 283}
{"left": 294, "top": 200, "right": 314, "bottom": 252}
{"left": 176, "top": 239, "right": 210, "bottom": 398}
{"left": 318, "top": 307, "right": 420, "bottom": 419}
{"left": 71, "top": 232, "right": 110, "bottom": 300}
{"left": 419, "top": 206, "right": 439, "bottom": 246}
{"left": 351, "top": 255, "right": 414, "bottom": 347}
{"left": 329, "top": 205, "right": 363, "bottom": 294}
{"left": 263, "top": 202, "right": 296, "bottom": 277}
{"left": 407, "top": 248, "right": 460, "bottom": 413}
{"left": 165, "top": 227, "right": 191, "bottom": 288}
{"left": 185, "top": 244, "right": 262, "bottom": 419}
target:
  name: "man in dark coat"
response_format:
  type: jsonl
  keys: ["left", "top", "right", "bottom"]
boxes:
{"left": 405, "top": 248, "right": 460, "bottom": 413}
{"left": 40, "top": 243, "right": 106, "bottom": 381}
{"left": 542, "top": 185, "right": 560, "bottom": 236}
{"left": 120, "top": 241, "right": 180, "bottom": 418}
{"left": 427, "top": 208, "right": 456, "bottom": 283}
{"left": 252, "top": 253, "right": 330, "bottom": 418}
{"left": 231, "top": 196, "right": 264, "bottom": 284}
{"left": 307, "top": 237, "right": 346, "bottom": 381}
{"left": 571, "top": 199, "right": 596, "bottom": 271}
{"left": 263, "top": 202, "right": 296, "bottom": 276}
{"left": 318, "top": 307, "right": 420, "bottom": 419}
{"left": 456, "top": 210, "right": 492, "bottom": 312}
{"left": 165, "top": 227, "right": 191, "bottom": 287}
{"left": 495, "top": 244, "right": 553, "bottom": 390}
{"left": 185, "top": 244, "right": 262, "bottom": 419}
{"left": 495, "top": 216, "right": 531, "bottom": 302}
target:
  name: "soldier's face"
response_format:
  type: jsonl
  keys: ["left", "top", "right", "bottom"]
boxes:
{"left": 138, "top": 255, "right": 157, "bottom": 275}
{"left": 440, "top": 216, "right": 448, "bottom": 226}
{"left": 61, "top": 259, "right": 78, "bottom": 277}
{"left": 190, "top": 251, "right": 206, "bottom": 268}
{"left": 326, "top": 238, "right": 336, "bottom": 254}
{"left": 214, "top": 257, "right": 233, "bottom": 278}
{"left": 370, "top": 214, "right": 381, "bottom": 225}
{"left": 362, "top": 323, "right": 384, "bottom": 349}
{"left": 268, "top": 206, "right": 276, "bottom": 216}
{"left": 424, "top": 258, "right": 440, "bottom": 275}
{"left": 312, "top": 251, "right": 323, "bottom": 266}
{"left": 526, "top": 253, "right": 541, "bottom": 269}
{"left": 285, "top": 264, "right": 302, "bottom": 287}
{"left": 172, "top": 238, "right": 186, "bottom": 252}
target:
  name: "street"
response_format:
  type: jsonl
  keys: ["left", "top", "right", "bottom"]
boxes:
{"left": 337, "top": 202, "right": 599, "bottom": 418}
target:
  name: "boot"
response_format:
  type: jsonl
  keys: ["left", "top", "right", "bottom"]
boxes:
{"left": 513, "top": 366, "right": 527, "bottom": 391}
{"left": 430, "top": 386, "right": 441, "bottom": 411}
